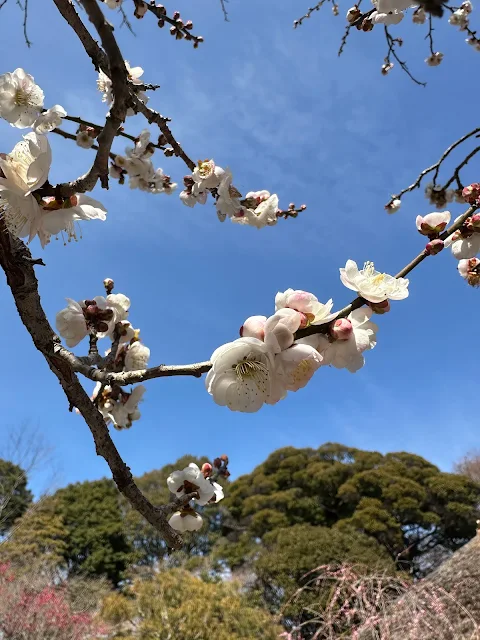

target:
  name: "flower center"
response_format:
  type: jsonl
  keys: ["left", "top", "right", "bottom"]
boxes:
{"left": 372, "top": 273, "right": 386, "bottom": 286}
{"left": 234, "top": 358, "right": 268, "bottom": 384}
{"left": 14, "top": 88, "right": 29, "bottom": 106}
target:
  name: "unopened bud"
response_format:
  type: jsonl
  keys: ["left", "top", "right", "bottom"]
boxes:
{"left": 330, "top": 318, "right": 353, "bottom": 340}
{"left": 104, "top": 278, "right": 114, "bottom": 294}
{"left": 201, "top": 463, "right": 213, "bottom": 478}
{"left": 134, "top": 1, "right": 148, "bottom": 17}
{"left": 300, "top": 204, "right": 307, "bottom": 210}
{"left": 369, "top": 299, "right": 390, "bottom": 314}
{"left": 164, "top": 148, "right": 175, "bottom": 157}
{"left": 172, "top": 10, "right": 180, "bottom": 19}
{"left": 425, "top": 238, "right": 444, "bottom": 255}
{"left": 97, "top": 321, "right": 109, "bottom": 333}
{"left": 462, "top": 183, "right": 480, "bottom": 204}
{"left": 185, "top": 20, "right": 193, "bottom": 29}
{"left": 346, "top": 6, "right": 361, "bottom": 23}
{"left": 466, "top": 213, "right": 480, "bottom": 231}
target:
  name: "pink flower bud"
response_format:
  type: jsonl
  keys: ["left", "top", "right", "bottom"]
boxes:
{"left": 462, "top": 183, "right": 480, "bottom": 204}
{"left": 368, "top": 300, "right": 390, "bottom": 314}
{"left": 425, "top": 238, "right": 444, "bottom": 255}
{"left": 240, "top": 315, "right": 266, "bottom": 340}
{"left": 201, "top": 463, "right": 213, "bottom": 478}
{"left": 330, "top": 318, "right": 353, "bottom": 340}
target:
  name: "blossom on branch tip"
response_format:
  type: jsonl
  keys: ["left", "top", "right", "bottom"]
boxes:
{"left": 33, "top": 105, "right": 67, "bottom": 134}
{"left": 275, "top": 289, "right": 337, "bottom": 326}
{"left": 339, "top": 260, "right": 409, "bottom": 303}
{"left": 385, "top": 198, "right": 401, "bottom": 213}
{"left": 412, "top": 6, "right": 426, "bottom": 23}
{"left": 462, "top": 183, "right": 480, "bottom": 205}
{"left": 216, "top": 169, "right": 243, "bottom": 220}
{"left": 233, "top": 193, "right": 280, "bottom": 229}
{"left": 416, "top": 211, "right": 451, "bottom": 236}
{"left": 106, "top": 293, "right": 131, "bottom": 323}
{"left": 458, "top": 257, "right": 480, "bottom": 286}
{"left": 169, "top": 510, "right": 203, "bottom": 532}
{"left": 167, "top": 463, "right": 216, "bottom": 505}
{"left": 372, "top": 10, "right": 404, "bottom": 25}
{"left": 0, "top": 68, "right": 44, "bottom": 128}
{"left": 206, "top": 337, "right": 279, "bottom": 412}
{"left": 425, "top": 52, "right": 443, "bottom": 66}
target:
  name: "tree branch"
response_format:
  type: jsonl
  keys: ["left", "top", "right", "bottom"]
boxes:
{"left": 55, "top": 206, "right": 478, "bottom": 385}
{"left": 0, "top": 222, "right": 186, "bottom": 549}
{"left": 387, "top": 128, "right": 480, "bottom": 205}
{"left": 384, "top": 26, "right": 426, "bottom": 87}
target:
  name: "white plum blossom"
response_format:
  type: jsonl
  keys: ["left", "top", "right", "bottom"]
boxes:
{"left": 276, "top": 343, "right": 322, "bottom": 391}
{"left": 275, "top": 289, "right": 337, "bottom": 326}
{"left": 192, "top": 159, "right": 225, "bottom": 190}
{"left": 372, "top": 10, "right": 404, "bottom": 24}
{"left": 38, "top": 194, "right": 107, "bottom": 247}
{"left": 205, "top": 337, "right": 280, "bottom": 412}
{"left": 445, "top": 230, "right": 480, "bottom": 259}
{"left": 105, "top": 0, "right": 123, "bottom": 7}
{"left": 416, "top": 211, "right": 451, "bottom": 236}
{"left": 33, "top": 105, "right": 67, "bottom": 134}
{"left": 216, "top": 169, "right": 243, "bottom": 221}
{"left": 375, "top": 0, "right": 414, "bottom": 11}
{"left": 449, "top": 8, "right": 469, "bottom": 27}
{"left": 124, "top": 341, "right": 150, "bottom": 371}
{"left": 426, "top": 52, "right": 444, "bottom": 66}
{"left": 385, "top": 198, "right": 401, "bottom": 214}
{"left": 233, "top": 193, "right": 279, "bottom": 229}
{"left": 0, "top": 68, "right": 44, "bottom": 128}
{"left": 264, "top": 308, "right": 302, "bottom": 353}
{"left": 240, "top": 315, "right": 267, "bottom": 340}
{"left": 339, "top": 260, "right": 409, "bottom": 303}
{"left": 55, "top": 299, "right": 89, "bottom": 347}
{"left": 167, "top": 463, "right": 215, "bottom": 505}
{"left": 169, "top": 510, "right": 203, "bottom": 532}
{"left": 306, "top": 308, "right": 378, "bottom": 373}
{"left": 55, "top": 296, "right": 115, "bottom": 347}
{"left": 76, "top": 130, "right": 94, "bottom": 149}
{"left": 0, "top": 132, "right": 50, "bottom": 241}
{"left": 106, "top": 293, "right": 131, "bottom": 323}
{"left": 458, "top": 257, "right": 480, "bottom": 286}
{"left": 108, "top": 385, "right": 146, "bottom": 430}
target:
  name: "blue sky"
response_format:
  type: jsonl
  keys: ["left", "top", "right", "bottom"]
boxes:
{"left": 0, "top": 0, "right": 479, "bottom": 497}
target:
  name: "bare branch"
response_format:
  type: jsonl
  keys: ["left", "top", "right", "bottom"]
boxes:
{"left": 294, "top": 0, "right": 328, "bottom": 28}
{"left": 219, "top": 0, "right": 229, "bottom": 22}
{"left": 131, "top": 94, "right": 196, "bottom": 171}
{"left": 384, "top": 26, "right": 426, "bottom": 87}
{"left": 387, "top": 128, "right": 480, "bottom": 205}
{"left": 22, "top": 0, "right": 31, "bottom": 46}
{"left": 0, "top": 222, "right": 186, "bottom": 550}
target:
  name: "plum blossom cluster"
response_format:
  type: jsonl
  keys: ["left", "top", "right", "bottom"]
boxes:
{"left": 206, "top": 264, "right": 408, "bottom": 412}
{"left": 180, "top": 159, "right": 305, "bottom": 228}
{"left": 56, "top": 280, "right": 150, "bottom": 430}
{"left": 0, "top": 68, "right": 67, "bottom": 131}
{"left": 166, "top": 460, "right": 226, "bottom": 532}
{"left": 424, "top": 183, "right": 465, "bottom": 209}
{"left": 0, "top": 132, "right": 106, "bottom": 247}
{"left": 109, "top": 130, "right": 177, "bottom": 194}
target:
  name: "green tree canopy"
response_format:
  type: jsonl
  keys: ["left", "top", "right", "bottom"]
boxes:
{"left": 55, "top": 478, "right": 133, "bottom": 586}
{"left": 224, "top": 444, "right": 480, "bottom": 574}
{"left": 0, "top": 497, "right": 67, "bottom": 571}
{"left": 101, "top": 568, "right": 282, "bottom": 640}
{"left": 0, "top": 458, "right": 33, "bottom": 534}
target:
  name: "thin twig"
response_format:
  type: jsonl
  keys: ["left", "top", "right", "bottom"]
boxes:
{"left": 338, "top": 24, "right": 351, "bottom": 56}
{"left": 294, "top": 0, "right": 328, "bottom": 27}
{"left": 219, "top": 0, "right": 229, "bottom": 21}
{"left": 426, "top": 14, "right": 435, "bottom": 55}
{"left": 387, "top": 128, "right": 480, "bottom": 205}
{"left": 50, "top": 126, "right": 117, "bottom": 163}
{"left": 384, "top": 26, "right": 426, "bottom": 87}
{"left": 443, "top": 146, "right": 480, "bottom": 190}
{"left": 145, "top": 2, "right": 203, "bottom": 44}
{"left": 22, "top": 0, "right": 30, "bottom": 46}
